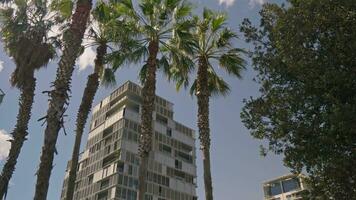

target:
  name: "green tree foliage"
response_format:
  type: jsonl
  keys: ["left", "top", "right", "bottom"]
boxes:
{"left": 240, "top": 0, "right": 356, "bottom": 199}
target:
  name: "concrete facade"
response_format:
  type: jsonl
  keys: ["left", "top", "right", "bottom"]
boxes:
{"left": 60, "top": 81, "right": 197, "bottom": 200}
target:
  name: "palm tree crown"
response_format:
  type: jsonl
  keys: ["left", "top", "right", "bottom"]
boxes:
{"left": 1, "top": 0, "right": 57, "bottom": 88}
{"left": 172, "top": 8, "right": 246, "bottom": 94}
{"left": 96, "top": 0, "right": 193, "bottom": 77}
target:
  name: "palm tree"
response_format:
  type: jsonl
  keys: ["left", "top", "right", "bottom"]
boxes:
{"left": 0, "top": 1, "right": 57, "bottom": 199}
{"left": 64, "top": 10, "right": 119, "bottom": 200}
{"left": 170, "top": 9, "right": 246, "bottom": 200}
{"left": 98, "top": 1, "right": 193, "bottom": 199}
{"left": 34, "top": 0, "right": 93, "bottom": 199}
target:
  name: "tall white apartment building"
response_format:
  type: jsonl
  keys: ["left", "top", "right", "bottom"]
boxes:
{"left": 60, "top": 81, "right": 197, "bottom": 200}
{"left": 263, "top": 174, "right": 308, "bottom": 200}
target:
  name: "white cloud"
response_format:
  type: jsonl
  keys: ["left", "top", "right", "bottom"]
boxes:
{"left": 0, "top": 61, "right": 4, "bottom": 73}
{"left": 48, "top": 24, "right": 61, "bottom": 38}
{"left": 0, "top": 129, "right": 12, "bottom": 161}
{"left": 218, "top": 0, "right": 236, "bottom": 7}
{"left": 77, "top": 26, "right": 97, "bottom": 71}
{"left": 249, "top": 0, "right": 266, "bottom": 7}
{"left": 78, "top": 46, "right": 96, "bottom": 71}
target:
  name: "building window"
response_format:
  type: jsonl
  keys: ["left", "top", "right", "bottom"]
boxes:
{"left": 175, "top": 151, "right": 193, "bottom": 164}
{"left": 104, "top": 146, "right": 111, "bottom": 154}
{"left": 166, "top": 128, "right": 172, "bottom": 137}
{"left": 128, "top": 177, "right": 134, "bottom": 187}
{"left": 100, "top": 179, "right": 109, "bottom": 189}
{"left": 159, "top": 186, "right": 162, "bottom": 196}
{"left": 102, "top": 166, "right": 109, "bottom": 178}
{"left": 175, "top": 160, "right": 182, "bottom": 170}
{"left": 97, "top": 190, "right": 108, "bottom": 200}
{"left": 117, "top": 162, "right": 124, "bottom": 173}
{"left": 145, "top": 194, "right": 153, "bottom": 200}
{"left": 88, "top": 174, "right": 93, "bottom": 185}
{"left": 104, "top": 135, "right": 112, "bottom": 145}
{"left": 123, "top": 176, "right": 128, "bottom": 186}
{"left": 103, "top": 126, "right": 113, "bottom": 138}
{"left": 282, "top": 178, "right": 301, "bottom": 193}
{"left": 102, "top": 154, "right": 116, "bottom": 167}
{"left": 128, "top": 165, "right": 133, "bottom": 175}
{"left": 118, "top": 174, "right": 123, "bottom": 184}
{"left": 265, "top": 182, "right": 283, "bottom": 197}
{"left": 156, "top": 114, "right": 168, "bottom": 125}
{"left": 74, "top": 180, "right": 81, "bottom": 190}
{"left": 159, "top": 144, "right": 172, "bottom": 154}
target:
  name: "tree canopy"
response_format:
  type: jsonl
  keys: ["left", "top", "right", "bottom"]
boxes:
{"left": 240, "top": 0, "right": 356, "bottom": 198}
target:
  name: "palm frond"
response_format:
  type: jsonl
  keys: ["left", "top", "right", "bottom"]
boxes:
{"left": 216, "top": 27, "right": 237, "bottom": 48}
{"left": 211, "top": 13, "right": 227, "bottom": 32}
{"left": 106, "top": 51, "right": 125, "bottom": 71}
{"left": 189, "top": 79, "right": 197, "bottom": 95}
{"left": 207, "top": 68, "right": 231, "bottom": 97}
{"left": 127, "top": 45, "right": 148, "bottom": 64}
{"left": 92, "top": 1, "right": 112, "bottom": 23}
{"left": 173, "top": 1, "right": 193, "bottom": 20}
{"left": 165, "top": 0, "right": 181, "bottom": 11}
{"left": 139, "top": 63, "right": 148, "bottom": 84}
{"left": 189, "top": 67, "right": 230, "bottom": 97}
{"left": 174, "top": 74, "right": 189, "bottom": 91}
{"left": 171, "top": 19, "right": 197, "bottom": 55}
{"left": 114, "top": 0, "right": 141, "bottom": 22}
{"left": 157, "top": 55, "right": 170, "bottom": 76}
{"left": 219, "top": 48, "right": 246, "bottom": 78}
{"left": 106, "top": 39, "right": 147, "bottom": 71}
{"left": 203, "top": 7, "right": 214, "bottom": 22}
{"left": 49, "top": 0, "right": 73, "bottom": 19}
{"left": 100, "top": 68, "right": 117, "bottom": 88}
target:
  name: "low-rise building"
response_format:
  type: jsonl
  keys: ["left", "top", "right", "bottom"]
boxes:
{"left": 263, "top": 174, "right": 308, "bottom": 200}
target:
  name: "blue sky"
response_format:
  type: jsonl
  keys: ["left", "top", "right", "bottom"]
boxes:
{"left": 0, "top": 0, "right": 290, "bottom": 199}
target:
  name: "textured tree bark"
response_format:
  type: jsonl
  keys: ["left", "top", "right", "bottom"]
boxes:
{"left": 137, "top": 40, "right": 159, "bottom": 200}
{"left": 64, "top": 43, "right": 106, "bottom": 200}
{"left": 0, "top": 75, "right": 36, "bottom": 200}
{"left": 197, "top": 57, "right": 214, "bottom": 200}
{"left": 34, "top": 1, "right": 92, "bottom": 200}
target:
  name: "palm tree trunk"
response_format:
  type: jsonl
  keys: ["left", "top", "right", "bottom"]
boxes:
{"left": 197, "top": 57, "right": 214, "bottom": 200}
{"left": 34, "top": 1, "right": 92, "bottom": 200}
{"left": 137, "top": 40, "right": 159, "bottom": 200}
{"left": 0, "top": 75, "right": 36, "bottom": 200}
{"left": 65, "top": 43, "right": 106, "bottom": 200}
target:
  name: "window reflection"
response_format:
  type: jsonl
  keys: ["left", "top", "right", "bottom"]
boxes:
{"left": 282, "top": 178, "right": 300, "bottom": 193}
